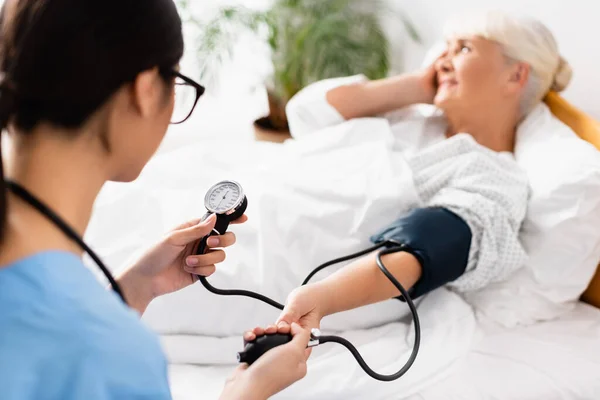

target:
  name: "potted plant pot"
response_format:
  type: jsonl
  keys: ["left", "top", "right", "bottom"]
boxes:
{"left": 253, "top": 90, "right": 292, "bottom": 143}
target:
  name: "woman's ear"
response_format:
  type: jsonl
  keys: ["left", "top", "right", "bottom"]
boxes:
{"left": 508, "top": 62, "right": 530, "bottom": 90}
{"left": 131, "top": 68, "right": 161, "bottom": 118}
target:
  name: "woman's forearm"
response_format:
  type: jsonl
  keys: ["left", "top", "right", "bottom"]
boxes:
{"left": 325, "top": 72, "right": 431, "bottom": 120}
{"left": 315, "top": 251, "right": 422, "bottom": 317}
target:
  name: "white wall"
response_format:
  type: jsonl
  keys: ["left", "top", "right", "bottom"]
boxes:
{"left": 179, "top": 0, "right": 600, "bottom": 128}
{"left": 0, "top": 0, "right": 596, "bottom": 125}
{"left": 388, "top": 0, "right": 600, "bottom": 119}
{"left": 163, "top": 0, "right": 600, "bottom": 149}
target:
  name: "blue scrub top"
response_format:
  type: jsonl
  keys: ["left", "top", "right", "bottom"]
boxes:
{"left": 0, "top": 251, "right": 172, "bottom": 400}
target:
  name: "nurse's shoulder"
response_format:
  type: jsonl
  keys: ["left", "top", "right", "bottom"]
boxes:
{"left": 0, "top": 251, "right": 171, "bottom": 400}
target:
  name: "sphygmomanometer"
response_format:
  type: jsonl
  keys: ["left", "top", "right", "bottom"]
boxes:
{"left": 7, "top": 178, "right": 471, "bottom": 383}
{"left": 194, "top": 180, "right": 471, "bottom": 381}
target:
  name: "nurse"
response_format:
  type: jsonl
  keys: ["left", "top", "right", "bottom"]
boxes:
{"left": 0, "top": 0, "right": 309, "bottom": 399}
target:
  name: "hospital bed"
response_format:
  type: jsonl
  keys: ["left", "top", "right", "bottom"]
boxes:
{"left": 157, "top": 91, "right": 600, "bottom": 400}
{"left": 82, "top": 73, "right": 600, "bottom": 398}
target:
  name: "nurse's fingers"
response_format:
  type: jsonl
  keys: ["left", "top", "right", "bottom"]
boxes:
{"left": 244, "top": 332, "right": 254, "bottom": 343}
{"left": 264, "top": 324, "right": 278, "bottom": 334}
{"left": 243, "top": 326, "right": 265, "bottom": 343}
{"left": 289, "top": 323, "right": 313, "bottom": 361}
{"left": 244, "top": 331, "right": 256, "bottom": 344}
{"left": 242, "top": 324, "right": 278, "bottom": 346}
{"left": 206, "top": 232, "right": 236, "bottom": 249}
{"left": 172, "top": 218, "right": 202, "bottom": 231}
{"left": 276, "top": 321, "right": 292, "bottom": 334}
{"left": 168, "top": 214, "right": 217, "bottom": 246}
{"left": 185, "top": 249, "right": 225, "bottom": 267}
{"left": 230, "top": 214, "right": 248, "bottom": 225}
{"left": 184, "top": 265, "right": 216, "bottom": 277}
{"left": 172, "top": 214, "right": 245, "bottom": 237}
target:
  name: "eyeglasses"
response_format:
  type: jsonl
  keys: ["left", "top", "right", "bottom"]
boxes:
{"left": 163, "top": 69, "right": 205, "bottom": 125}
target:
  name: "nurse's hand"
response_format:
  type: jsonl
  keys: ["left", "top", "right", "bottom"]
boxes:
{"left": 220, "top": 323, "right": 311, "bottom": 400}
{"left": 117, "top": 213, "right": 247, "bottom": 314}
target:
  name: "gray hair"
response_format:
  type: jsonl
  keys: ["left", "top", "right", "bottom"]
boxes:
{"left": 443, "top": 10, "right": 572, "bottom": 117}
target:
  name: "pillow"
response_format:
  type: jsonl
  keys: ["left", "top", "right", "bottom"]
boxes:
{"left": 544, "top": 91, "right": 600, "bottom": 308}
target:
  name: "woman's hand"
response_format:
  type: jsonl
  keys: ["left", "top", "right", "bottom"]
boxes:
{"left": 117, "top": 213, "right": 247, "bottom": 314}
{"left": 276, "top": 285, "right": 325, "bottom": 333}
{"left": 220, "top": 323, "right": 311, "bottom": 400}
{"left": 414, "top": 62, "right": 438, "bottom": 104}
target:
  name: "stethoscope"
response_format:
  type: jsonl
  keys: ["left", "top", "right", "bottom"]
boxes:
{"left": 6, "top": 179, "right": 420, "bottom": 382}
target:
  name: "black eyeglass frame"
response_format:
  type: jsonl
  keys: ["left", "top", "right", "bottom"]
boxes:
{"left": 161, "top": 68, "right": 205, "bottom": 125}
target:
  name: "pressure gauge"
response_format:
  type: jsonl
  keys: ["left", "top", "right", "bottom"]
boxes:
{"left": 204, "top": 180, "right": 247, "bottom": 216}
{"left": 195, "top": 180, "right": 248, "bottom": 257}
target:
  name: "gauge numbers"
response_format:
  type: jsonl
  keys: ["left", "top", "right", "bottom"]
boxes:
{"left": 205, "top": 181, "right": 244, "bottom": 214}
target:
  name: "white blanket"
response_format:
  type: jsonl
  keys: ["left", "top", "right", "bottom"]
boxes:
{"left": 85, "top": 115, "right": 525, "bottom": 397}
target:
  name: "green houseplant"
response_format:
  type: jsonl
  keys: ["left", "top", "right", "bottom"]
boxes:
{"left": 177, "top": 0, "right": 420, "bottom": 138}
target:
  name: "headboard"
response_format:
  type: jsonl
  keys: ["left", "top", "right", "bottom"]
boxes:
{"left": 544, "top": 91, "right": 600, "bottom": 309}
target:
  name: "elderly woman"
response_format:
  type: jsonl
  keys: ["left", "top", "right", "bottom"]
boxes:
{"left": 269, "top": 11, "right": 573, "bottom": 338}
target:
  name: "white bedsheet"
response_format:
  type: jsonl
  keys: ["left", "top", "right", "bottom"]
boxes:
{"left": 166, "top": 288, "right": 476, "bottom": 399}
{"left": 406, "top": 302, "right": 600, "bottom": 400}
{"left": 168, "top": 302, "right": 600, "bottom": 400}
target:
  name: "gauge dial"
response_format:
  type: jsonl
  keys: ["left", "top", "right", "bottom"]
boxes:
{"left": 204, "top": 180, "right": 245, "bottom": 214}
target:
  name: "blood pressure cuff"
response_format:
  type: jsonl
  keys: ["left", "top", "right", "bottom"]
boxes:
{"left": 370, "top": 207, "right": 472, "bottom": 301}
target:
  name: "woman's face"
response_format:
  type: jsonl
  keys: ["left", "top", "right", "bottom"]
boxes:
{"left": 107, "top": 68, "right": 175, "bottom": 182}
{"left": 433, "top": 36, "right": 524, "bottom": 114}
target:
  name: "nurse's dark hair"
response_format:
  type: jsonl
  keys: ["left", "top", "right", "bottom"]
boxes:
{"left": 0, "top": 0, "right": 184, "bottom": 242}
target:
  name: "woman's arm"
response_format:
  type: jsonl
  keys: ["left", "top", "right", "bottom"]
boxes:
{"left": 276, "top": 251, "right": 422, "bottom": 331}
{"left": 277, "top": 207, "right": 473, "bottom": 330}
{"left": 320, "top": 252, "right": 422, "bottom": 316}
{"left": 325, "top": 67, "right": 437, "bottom": 120}
{"left": 286, "top": 65, "right": 437, "bottom": 138}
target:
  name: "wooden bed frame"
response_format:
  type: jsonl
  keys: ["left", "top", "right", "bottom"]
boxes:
{"left": 544, "top": 91, "right": 600, "bottom": 309}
